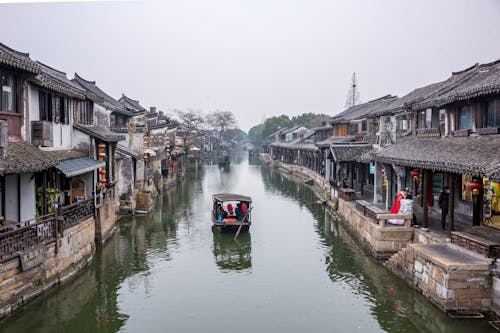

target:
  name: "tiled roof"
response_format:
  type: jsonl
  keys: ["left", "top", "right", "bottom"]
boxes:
{"left": 0, "top": 142, "right": 58, "bottom": 175}
{"left": 74, "top": 123, "right": 125, "bottom": 142}
{"left": 330, "top": 95, "right": 398, "bottom": 123}
{"left": 372, "top": 81, "right": 446, "bottom": 116}
{"left": 269, "top": 137, "right": 318, "bottom": 151}
{"left": 330, "top": 143, "right": 372, "bottom": 163}
{"left": 0, "top": 143, "right": 88, "bottom": 175}
{"left": 363, "top": 135, "right": 500, "bottom": 181}
{"left": 0, "top": 42, "right": 40, "bottom": 74}
{"left": 117, "top": 142, "right": 139, "bottom": 159}
{"left": 417, "top": 60, "right": 500, "bottom": 109}
{"left": 316, "top": 136, "right": 356, "bottom": 148}
{"left": 118, "top": 94, "right": 146, "bottom": 115}
{"left": 412, "top": 61, "right": 491, "bottom": 110}
{"left": 33, "top": 62, "right": 86, "bottom": 99}
{"left": 72, "top": 74, "right": 131, "bottom": 115}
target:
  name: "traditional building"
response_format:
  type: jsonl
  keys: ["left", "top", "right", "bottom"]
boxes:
{"left": 72, "top": 74, "right": 125, "bottom": 241}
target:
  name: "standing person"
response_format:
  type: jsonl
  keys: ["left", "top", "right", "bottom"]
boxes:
{"left": 390, "top": 189, "right": 407, "bottom": 214}
{"left": 438, "top": 186, "right": 450, "bottom": 230}
{"left": 241, "top": 202, "right": 248, "bottom": 221}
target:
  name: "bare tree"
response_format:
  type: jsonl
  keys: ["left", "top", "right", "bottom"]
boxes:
{"left": 206, "top": 110, "right": 237, "bottom": 154}
{"left": 174, "top": 109, "right": 205, "bottom": 152}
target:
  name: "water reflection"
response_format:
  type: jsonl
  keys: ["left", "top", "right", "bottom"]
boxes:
{"left": 0, "top": 173, "right": 201, "bottom": 333}
{"left": 260, "top": 166, "right": 495, "bottom": 333}
{"left": 1, "top": 155, "right": 496, "bottom": 333}
{"left": 212, "top": 230, "right": 252, "bottom": 271}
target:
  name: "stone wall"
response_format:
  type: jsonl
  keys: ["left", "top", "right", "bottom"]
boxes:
{"left": 96, "top": 198, "right": 117, "bottom": 243}
{"left": 337, "top": 198, "right": 414, "bottom": 259}
{"left": 386, "top": 243, "right": 492, "bottom": 312}
{"left": 493, "top": 270, "right": 500, "bottom": 318}
{"left": 414, "top": 228, "right": 451, "bottom": 245}
{"left": 0, "top": 217, "right": 95, "bottom": 318}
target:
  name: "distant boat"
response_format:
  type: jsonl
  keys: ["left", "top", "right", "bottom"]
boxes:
{"left": 212, "top": 193, "right": 252, "bottom": 236}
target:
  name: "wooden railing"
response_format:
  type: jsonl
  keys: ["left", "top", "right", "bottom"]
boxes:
{"left": 416, "top": 128, "right": 441, "bottom": 137}
{"left": 61, "top": 198, "right": 95, "bottom": 229}
{"left": 0, "top": 213, "right": 57, "bottom": 263}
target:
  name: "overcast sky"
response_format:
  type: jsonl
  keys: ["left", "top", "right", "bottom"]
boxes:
{"left": 1, "top": 0, "right": 500, "bottom": 131}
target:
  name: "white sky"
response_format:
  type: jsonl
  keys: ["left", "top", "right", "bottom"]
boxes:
{"left": 1, "top": 0, "right": 500, "bottom": 131}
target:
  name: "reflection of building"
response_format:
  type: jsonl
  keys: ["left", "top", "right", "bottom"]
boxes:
{"left": 212, "top": 231, "right": 251, "bottom": 270}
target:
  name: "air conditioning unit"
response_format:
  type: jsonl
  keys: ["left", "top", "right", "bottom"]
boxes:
{"left": 31, "top": 121, "right": 53, "bottom": 147}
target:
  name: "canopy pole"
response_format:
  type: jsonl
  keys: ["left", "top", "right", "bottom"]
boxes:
{"left": 234, "top": 224, "right": 242, "bottom": 239}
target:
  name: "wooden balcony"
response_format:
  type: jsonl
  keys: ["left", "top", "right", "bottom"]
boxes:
{"left": 60, "top": 198, "right": 95, "bottom": 229}
{"left": 0, "top": 213, "right": 57, "bottom": 263}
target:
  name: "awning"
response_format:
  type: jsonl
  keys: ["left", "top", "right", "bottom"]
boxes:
{"left": 56, "top": 157, "right": 105, "bottom": 177}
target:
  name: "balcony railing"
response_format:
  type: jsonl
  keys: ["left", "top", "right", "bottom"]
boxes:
{"left": 0, "top": 213, "right": 57, "bottom": 263}
{"left": 416, "top": 128, "right": 441, "bottom": 137}
{"left": 60, "top": 198, "right": 95, "bottom": 229}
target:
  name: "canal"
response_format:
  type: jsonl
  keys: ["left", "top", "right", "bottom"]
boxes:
{"left": 1, "top": 153, "right": 495, "bottom": 333}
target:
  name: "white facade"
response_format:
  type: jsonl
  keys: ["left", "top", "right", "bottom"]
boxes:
{"left": 27, "top": 84, "right": 74, "bottom": 149}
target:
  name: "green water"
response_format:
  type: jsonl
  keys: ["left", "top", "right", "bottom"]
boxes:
{"left": 0, "top": 154, "right": 495, "bottom": 332}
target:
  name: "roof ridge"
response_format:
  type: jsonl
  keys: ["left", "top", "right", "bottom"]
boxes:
{"left": 121, "top": 93, "right": 139, "bottom": 103}
{"left": 0, "top": 42, "right": 30, "bottom": 58}
{"left": 74, "top": 73, "right": 96, "bottom": 84}
{"left": 37, "top": 61, "right": 67, "bottom": 76}
{"left": 366, "top": 94, "right": 397, "bottom": 103}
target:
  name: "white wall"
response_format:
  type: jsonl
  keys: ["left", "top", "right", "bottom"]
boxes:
{"left": 5, "top": 175, "right": 18, "bottom": 222}
{"left": 93, "top": 104, "right": 110, "bottom": 127}
{"left": 20, "top": 173, "right": 36, "bottom": 221}
{"left": 73, "top": 129, "right": 92, "bottom": 154}
{"left": 28, "top": 85, "right": 40, "bottom": 121}
{"left": 27, "top": 84, "right": 73, "bottom": 149}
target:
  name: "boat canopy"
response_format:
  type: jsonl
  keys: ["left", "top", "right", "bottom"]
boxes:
{"left": 212, "top": 193, "right": 252, "bottom": 203}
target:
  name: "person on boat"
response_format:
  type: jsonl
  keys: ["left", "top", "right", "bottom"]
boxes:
{"left": 235, "top": 203, "right": 242, "bottom": 221}
{"left": 241, "top": 202, "right": 248, "bottom": 221}
{"left": 227, "top": 203, "right": 234, "bottom": 215}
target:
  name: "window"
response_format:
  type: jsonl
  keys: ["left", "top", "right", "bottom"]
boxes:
{"left": 439, "top": 109, "right": 446, "bottom": 134}
{"left": 458, "top": 105, "right": 473, "bottom": 130}
{"left": 361, "top": 120, "right": 367, "bottom": 132}
{"left": 348, "top": 123, "right": 358, "bottom": 135}
{"left": 39, "top": 91, "right": 53, "bottom": 121}
{"left": 487, "top": 100, "right": 500, "bottom": 128}
{"left": 1, "top": 72, "right": 16, "bottom": 112}
{"left": 76, "top": 100, "right": 94, "bottom": 125}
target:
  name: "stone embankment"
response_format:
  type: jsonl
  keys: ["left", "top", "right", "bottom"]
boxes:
{"left": 0, "top": 217, "right": 95, "bottom": 318}
{"left": 260, "top": 153, "right": 499, "bottom": 318}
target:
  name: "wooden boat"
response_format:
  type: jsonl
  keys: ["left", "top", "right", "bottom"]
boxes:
{"left": 212, "top": 193, "right": 252, "bottom": 235}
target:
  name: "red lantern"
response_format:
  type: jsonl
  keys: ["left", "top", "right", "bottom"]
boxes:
{"left": 99, "top": 178, "right": 107, "bottom": 184}
{"left": 410, "top": 170, "right": 420, "bottom": 177}
{"left": 99, "top": 170, "right": 107, "bottom": 175}
{"left": 98, "top": 144, "right": 106, "bottom": 149}
{"left": 98, "top": 152, "right": 106, "bottom": 159}
{"left": 469, "top": 181, "right": 483, "bottom": 190}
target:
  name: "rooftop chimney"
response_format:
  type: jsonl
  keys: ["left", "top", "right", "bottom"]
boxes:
{"left": 150, "top": 106, "right": 156, "bottom": 114}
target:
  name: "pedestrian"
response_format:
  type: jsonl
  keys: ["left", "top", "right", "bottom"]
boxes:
{"left": 438, "top": 186, "right": 450, "bottom": 230}
{"left": 390, "top": 189, "right": 407, "bottom": 214}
